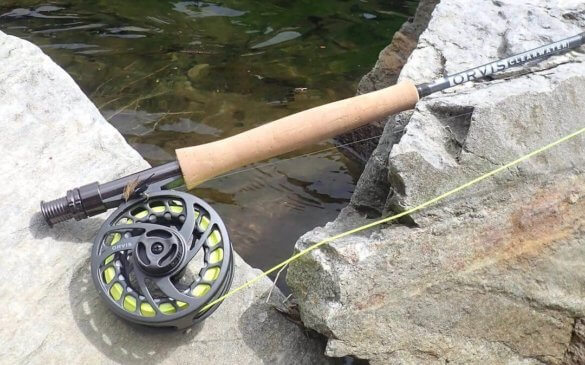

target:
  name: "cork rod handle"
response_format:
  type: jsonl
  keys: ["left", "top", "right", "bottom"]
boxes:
{"left": 176, "top": 81, "right": 419, "bottom": 189}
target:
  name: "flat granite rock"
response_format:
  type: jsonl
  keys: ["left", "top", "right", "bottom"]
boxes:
{"left": 288, "top": 0, "right": 585, "bottom": 364}
{"left": 0, "top": 31, "right": 330, "bottom": 364}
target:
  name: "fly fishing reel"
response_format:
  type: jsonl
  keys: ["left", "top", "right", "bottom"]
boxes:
{"left": 92, "top": 190, "right": 233, "bottom": 328}
{"left": 41, "top": 162, "right": 234, "bottom": 328}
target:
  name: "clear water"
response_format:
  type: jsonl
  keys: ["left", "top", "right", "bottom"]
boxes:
{"left": 1, "top": 1, "right": 418, "bottom": 284}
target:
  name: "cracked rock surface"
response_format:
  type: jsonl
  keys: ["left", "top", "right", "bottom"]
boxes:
{"left": 288, "top": 0, "right": 585, "bottom": 364}
{"left": 0, "top": 31, "right": 331, "bottom": 364}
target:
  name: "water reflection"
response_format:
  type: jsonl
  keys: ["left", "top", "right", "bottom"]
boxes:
{"left": 173, "top": 1, "right": 247, "bottom": 18}
{"left": 251, "top": 31, "right": 301, "bottom": 49}
{"left": 1, "top": 5, "right": 76, "bottom": 19}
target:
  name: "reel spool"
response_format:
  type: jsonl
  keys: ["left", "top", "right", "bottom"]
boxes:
{"left": 91, "top": 189, "right": 234, "bottom": 329}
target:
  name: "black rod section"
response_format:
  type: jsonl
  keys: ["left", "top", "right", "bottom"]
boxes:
{"left": 417, "top": 32, "right": 585, "bottom": 97}
{"left": 41, "top": 161, "right": 182, "bottom": 226}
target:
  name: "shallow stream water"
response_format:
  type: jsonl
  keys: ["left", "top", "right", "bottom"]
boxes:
{"left": 1, "top": 0, "right": 418, "bottom": 286}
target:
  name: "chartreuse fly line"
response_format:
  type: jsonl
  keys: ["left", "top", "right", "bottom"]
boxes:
{"left": 199, "top": 125, "right": 585, "bottom": 313}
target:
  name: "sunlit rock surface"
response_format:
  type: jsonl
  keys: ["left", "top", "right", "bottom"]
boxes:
{"left": 0, "top": 31, "right": 331, "bottom": 364}
{"left": 288, "top": 1, "right": 585, "bottom": 364}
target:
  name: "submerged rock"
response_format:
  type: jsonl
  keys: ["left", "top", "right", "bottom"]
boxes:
{"left": 288, "top": 0, "right": 585, "bottom": 364}
{"left": 0, "top": 31, "right": 331, "bottom": 364}
{"left": 187, "top": 63, "right": 210, "bottom": 81}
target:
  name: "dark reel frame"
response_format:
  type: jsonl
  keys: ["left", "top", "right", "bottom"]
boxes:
{"left": 90, "top": 182, "right": 234, "bottom": 329}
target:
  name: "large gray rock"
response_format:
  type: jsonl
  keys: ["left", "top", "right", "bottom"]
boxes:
{"left": 288, "top": 1, "right": 585, "bottom": 364}
{"left": 0, "top": 31, "right": 330, "bottom": 364}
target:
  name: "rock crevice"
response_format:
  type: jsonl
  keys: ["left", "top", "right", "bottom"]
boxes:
{"left": 336, "top": 0, "right": 440, "bottom": 162}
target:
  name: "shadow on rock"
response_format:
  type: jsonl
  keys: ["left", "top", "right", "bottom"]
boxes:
{"left": 238, "top": 290, "right": 330, "bottom": 364}
{"left": 29, "top": 211, "right": 105, "bottom": 243}
{"left": 69, "top": 258, "right": 203, "bottom": 364}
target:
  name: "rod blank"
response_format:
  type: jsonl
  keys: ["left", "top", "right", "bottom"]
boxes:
{"left": 417, "top": 32, "right": 585, "bottom": 97}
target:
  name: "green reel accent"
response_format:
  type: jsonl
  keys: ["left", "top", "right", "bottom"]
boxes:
{"left": 91, "top": 190, "right": 234, "bottom": 329}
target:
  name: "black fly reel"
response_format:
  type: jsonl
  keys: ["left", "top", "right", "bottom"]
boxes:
{"left": 90, "top": 188, "right": 234, "bottom": 329}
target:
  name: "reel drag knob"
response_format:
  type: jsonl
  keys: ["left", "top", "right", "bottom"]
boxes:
{"left": 134, "top": 227, "right": 185, "bottom": 276}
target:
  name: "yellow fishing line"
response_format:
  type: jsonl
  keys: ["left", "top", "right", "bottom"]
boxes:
{"left": 200, "top": 125, "right": 585, "bottom": 313}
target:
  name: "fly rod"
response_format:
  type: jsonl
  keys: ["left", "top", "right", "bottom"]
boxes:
{"left": 39, "top": 32, "right": 585, "bottom": 328}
